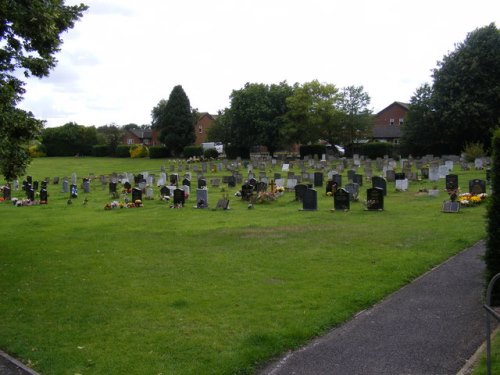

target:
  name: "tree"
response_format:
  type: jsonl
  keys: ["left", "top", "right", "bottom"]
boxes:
{"left": 0, "top": 0, "right": 88, "bottom": 180}
{"left": 96, "top": 124, "right": 123, "bottom": 155}
{"left": 42, "top": 122, "right": 98, "bottom": 156}
{"left": 284, "top": 80, "right": 342, "bottom": 146}
{"left": 337, "top": 86, "right": 373, "bottom": 145}
{"left": 400, "top": 83, "right": 440, "bottom": 155}
{"left": 152, "top": 85, "right": 195, "bottom": 156}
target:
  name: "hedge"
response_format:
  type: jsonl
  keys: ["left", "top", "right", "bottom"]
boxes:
{"left": 183, "top": 146, "right": 203, "bottom": 158}
{"left": 92, "top": 144, "right": 109, "bottom": 157}
{"left": 115, "top": 145, "right": 131, "bottom": 158}
{"left": 203, "top": 148, "right": 219, "bottom": 159}
{"left": 299, "top": 144, "right": 326, "bottom": 159}
{"left": 149, "top": 146, "right": 169, "bottom": 159}
{"left": 225, "top": 145, "right": 250, "bottom": 160}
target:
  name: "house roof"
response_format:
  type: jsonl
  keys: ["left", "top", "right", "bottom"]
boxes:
{"left": 376, "top": 101, "right": 410, "bottom": 115}
{"left": 129, "top": 129, "right": 153, "bottom": 139}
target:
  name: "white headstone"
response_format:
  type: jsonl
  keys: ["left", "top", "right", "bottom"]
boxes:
{"left": 438, "top": 165, "right": 449, "bottom": 178}
{"left": 282, "top": 164, "right": 290, "bottom": 172}
{"left": 395, "top": 179, "right": 409, "bottom": 191}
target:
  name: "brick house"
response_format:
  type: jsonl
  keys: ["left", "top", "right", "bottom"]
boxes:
{"left": 122, "top": 128, "right": 161, "bottom": 146}
{"left": 194, "top": 112, "right": 217, "bottom": 145}
{"left": 372, "top": 101, "right": 409, "bottom": 143}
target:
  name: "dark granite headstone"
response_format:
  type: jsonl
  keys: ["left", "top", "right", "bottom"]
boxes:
{"left": 40, "top": 188, "right": 48, "bottom": 203}
{"left": 332, "top": 174, "right": 342, "bottom": 187}
{"left": 170, "top": 174, "right": 178, "bottom": 186}
{"left": 421, "top": 168, "right": 429, "bottom": 179}
{"left": 395, "top": 172, "right": 405, "bottom": 181}
{"left": 469, "top": 179, "right": 486, "bottom": 195}
{"left": 314, "top": 172, "right": 323, "bottom": 187}
{"left": 241, "top": 184, "right": 254, "bottom": 201}
{"left": 132, "top": 187, "right": 142, "bottom": 202}
{"left": 334, "top": 188, "right": 350, "bottom": 211}
{"left": 183, "top": 178, "right": 191, "bottom": 187}
{"left": 366, "top": 187, "right": 384, "bottom": 211}
{"left": 82, "top": 178, "right": 90, "bottom": 193}
{"left": 344, "top": 183, "right": 359, "bottom": 201}
{"left": 347, "top": 170, "right": 356, "bottom": 181}
{"left": 353, "top": 174, "right": 363, "bottom": 186}
{"left": 3, "top": 185, "right": 11, "bottom": 200}
{"left": 160, "top": 185, "right": 169, "bottom": 197}
{"left": 27, "top": 188, "right": 35, "bottom": 201}
{"left": 295, "top": 184, "right": 308, "bottom": 202}
{"left": 445, "top": 174, "right": 458, "bottom": 191}
{"left": 27, "top": 176, "right": 32, "bottom": 185}
{"left": 70, "top": 184, "right": 78, "bottom": 198}
{"left": 33, "top": 181, "right": 39, "bottom": 191}
{"left": 173, "top": 188, "right": 185, "bottom": 206}
{"left": 301, "top": 188, "right": 317, "bottom": 211}
{"left": 197, "top": 178, "right": 206, "bottom": 189}
{"left": 227, "top": 176, "right": 236, "bottom": 188}
{"left": 385, "top": 170, "right": 396, "bottom": 182}
{"left": 372, "top": 176, "right": 387, "bottom": 196}
{"left": 109, "top": 182, "right": 117, "bottom": 194}
{"left": 326, "top": 180, "right": 338, "bottom": 194}
{"left": 216, "top": 198, "right": 230, "bottom": 210}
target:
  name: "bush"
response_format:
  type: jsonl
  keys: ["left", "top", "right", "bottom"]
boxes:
{"left": 486, "top": 129, "right": 500, "bottom": 303}
{"left": 345, "top": 142, "right": 400, "bottom": 158}
{"left": 28, "top": 143, "right": 46, "bottom": 158}
{"left": 300, "top": 144, "right": 326, "bottom": 159}
{"left": 462, "top": 142, "right": 485, "bottom": 162}
{"left": 92, "top": 144, "right": 109, "bottom": 157}
{"left": 149, "top": 146, "right": 169, "bottom": 159}
{"left": 183, "top": 146, "right": 203, "bottom": 158}
{"left": 203, "top": 148, "right": 219, "bottom": 159}
{"left": 130, "top": 144, "right": 149, "bottom": 158}
{"left": 115, "top": 144, "right": 131, "bottom": 158}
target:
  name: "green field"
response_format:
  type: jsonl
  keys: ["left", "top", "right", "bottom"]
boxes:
{"left": 0, "top": 157, "right": 489, "bottom": 374}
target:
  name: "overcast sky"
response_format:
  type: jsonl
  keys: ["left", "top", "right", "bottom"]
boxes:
{"left": 17, "top": 0, "right": 499, "bottom": 128}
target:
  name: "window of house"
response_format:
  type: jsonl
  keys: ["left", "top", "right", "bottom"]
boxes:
{"left": 199, "top": 126, "right": 203, "bottom": 134}
{"left": 127, "top": 139, "right": 133, "bottom": 145}
{"left": 389, "top": 118, "right": 395, "bottom": 126}
{"left": 399, "top": 118, "right": 404, "bottom": 125}
{"left": 144, "top": 139, "right": 150, "bottom": 145}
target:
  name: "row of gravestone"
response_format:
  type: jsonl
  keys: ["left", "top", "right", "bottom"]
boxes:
{"left": 298, "top": 187, "right": 384, "bottom": 211}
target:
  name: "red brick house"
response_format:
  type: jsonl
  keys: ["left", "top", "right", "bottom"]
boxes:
{"left": 122, "top": 128, "right": 161, "bottom": 146}
{"left": 194, "top": 112, "right": 217, "bottom": 145}
{"left": 372, "top": 101, "right": 409, "bottom": 143}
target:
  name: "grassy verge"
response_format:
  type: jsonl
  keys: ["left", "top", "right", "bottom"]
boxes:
{"left": 0, "top": 157, "right": 488, "bottom": 374}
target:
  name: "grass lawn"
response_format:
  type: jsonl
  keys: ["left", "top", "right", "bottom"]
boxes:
{"left": 0, "top": 157, "right": 489, "bottom": 374}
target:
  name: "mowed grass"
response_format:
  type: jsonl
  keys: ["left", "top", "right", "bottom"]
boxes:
{"left": 0, "top": 157, "right": 488, "bottom": 374}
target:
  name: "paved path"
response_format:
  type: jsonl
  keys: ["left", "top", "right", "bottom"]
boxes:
{"left": 258, "top": 241, "right": 489, "bottom": 375}
{"left": 0, "top": 242, "right": 490, "bottom": 375}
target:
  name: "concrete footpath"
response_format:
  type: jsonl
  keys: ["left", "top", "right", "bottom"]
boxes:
{"left": 258, "top": 241, "right": 489, "bottom": 375}
{"left": 0, "top": 241, "right": 490, "bottom": 375}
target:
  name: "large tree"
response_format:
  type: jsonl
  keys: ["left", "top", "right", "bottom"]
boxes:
{"left": 337, "top": 85, "right": 373, "bottom": 145}
{"left": 402, "top": 23, "right": 500, "bottom": 156}
{"left": 152, "top": 85, "right": 195, "bottom": 156}
{"left": 0, "top": 0, "right": 88, "bottom": 180}
{"left": 284, "top": 80, "right": 342, "bottom": 146}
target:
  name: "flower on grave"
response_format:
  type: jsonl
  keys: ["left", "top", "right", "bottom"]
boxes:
{"left": 326, "top": 191, "right": 333, "bottom": 197}
{"left": 276, "top": 186, "right": 285, "bottom": 193}
{"left": 104, "top": 203, "right": 112, "bottom": 210}
{"left": 134, "top": 199, "right": 143, "bottom": 207}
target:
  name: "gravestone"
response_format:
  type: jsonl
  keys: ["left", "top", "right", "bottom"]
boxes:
{"left": 197, "top": 178, "right": 206, "bottom": 189}
{"left": 442, "top": 201, "right": 460, "bottom": 213}
{"left": 183, "top": 178, "right": 191, "bottom": 187}
{"left": 445, "top": 174, "right": 458, "bottom": 191}
{"left": 333, "top": 188, "right": 350, "bottom": 211}
{"left": 344, "top": 183, "right": 359, "bottom": 201}
{"left": 62, "top": 179, "right": 69, "bottom": 193}
{"left": 469, "top": 179, "right": 486, "bottom": 195}
{"left": 216, "top": 198, "right": 230, "bottom": 210}
{"left": 196, "top": 189, "right": 209, "bottom": 208}
{"left": 366, "top": 187, "right": 384, "bottom": 210}
{"left": 132, "top": 187, "right": 142, "bottom": 202}
{"left": 395, "top": 179, "right": 409, "bottom": 191}
{"left": 160, "top": 186, "right": 169, "bottom": 197}
{"left": 70, "top": 184, "right": 78, "bottom": 198}
{"left": 170, "top": 174, "right": 178, "bottom": 186}
{"left": 385, "top": 170, "right": 396, "bottom": 182}
{"left": 475, "top": 158, "right": 484, "bottom": 170}
{"left": 353, "top": 174, "right": 363, "bottom": 186}
{"left": 227, "top": 176, "right": 236, "bottom": 188}
{"left": 124, "top": 181, "right": 132, "bottom": 191}
{"left": 286, "top": 178, "right": 297, "bottom": 190}
{"left": 33, "top": 181, "right": 39, "bottom": 191}
{"left": 332, "top": 174, "right": 342, "bottom": 187}
{"left": 295, "top": 184, "right": 308, "bottom": 202}
{"left": 109, "top": 182, "right": 117, "bottom": 194}
{"left": 40, "top": 188, "right": 48, "bottom": 203}
{"left": 27, "top": 176, "right": 32, "bottom": 185}
{"left": 372, "top": 176, "right": 387, "bottom": 196}
{"left": 347, "top": 170, "right": 356, "bottom": 181}
{"left": 241, "top": 183, "right": 254, "bottom": 201}
{"left": 438, "top": 165, "right": 449, "bottom": 179}
{"left": 71, "top": 173, "right": 77, "bottom": 185}
{"left": 173, "top": 188, "right": 185, "bottom": 206}
{"left": 27, "top": 188, "right": 35, "bottom": 201}
{"left": 301, "top": 188, "right": 317, "bottom": 211}
{"left": 53, "top": 176, "right": 60, "bottom": 184}
{"left": 145, "top": 187, "right": 154, "bottom": 199}
{"left": 256, "top": 181, "right": 267, "bottom": 193}
{"left": 41, "top": 180, "right": 48, "bottom": 190}
{"left": 429, "top": 166, "right": 440, "bottom": 182}
{"left": 313, "top": 172, "right": 323, "bottom": 187}
{"left": 82, "top": 178, "right": 90, "bottom": 193}
{"left": 211, "top": 178, "right": 220, "bottom": 187}
{"left": 395, "top": 172, "right": 405, "bottom": 181}
{"left": 3, "top": 185, "right": 11, "bottom": 200}
{"left": 421, "top": 168, "right": 429, "bottom": 179}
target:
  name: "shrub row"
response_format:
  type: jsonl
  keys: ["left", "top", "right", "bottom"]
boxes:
{"left": 299, "top": 144, "right": 326, "bottom": 159}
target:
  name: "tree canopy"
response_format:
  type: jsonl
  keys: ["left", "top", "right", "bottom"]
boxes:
{"left": 402, "top": 23, "right": 500, "bottom": 155}
{"left": 42, "top": 122, "right": 98, "bottom": 156}
{"left": 0, "top": 0, "right": 88, "bottom": 180}
{"left": 151, "top": 85, "right": 195, "bottom": 156}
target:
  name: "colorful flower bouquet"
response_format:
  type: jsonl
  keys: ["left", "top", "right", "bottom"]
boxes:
{"left": 458, "top": 193, "right": 488, "bottom": 207}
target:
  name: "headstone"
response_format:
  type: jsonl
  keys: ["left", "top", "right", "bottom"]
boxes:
{"left": 53, "top": 177, "right": 60, "bottom": 184}
{"left": 333, "top": 188, "right": 350, "bottom": 211}
{"left": 366, "top": 187, "right": 384, "bottom": 210}
{"left": 70, "top": 184, "right": 78, "bottom": 198}
{"left": 438, "top": 165, "right": 449, "bottom": 179}
{"left": 170, "top": 174, "right": 178, "bottom": 186}
{"left": 326, "top": 180, "right": 338, "bottom": 195}
{"left": 146, "top": 187, "right": 154, "bottom": 199}
{"left": 256, "top": 181, "right": 267, "bottom": 193}
{"left": 109, "top": 182, "right": 117, "bottom": 194}
{"left": 173, "top": 188, "right": 185, "bottom": 206}
{"left": 183, "top": 178, "right": 191, "bottom": 187}
{"left": 353, "top": 174, "right": 363, "bottom": 186}
{"left": 197, "top": 178, "right": 206, "bottom": 189}
{"left": 421, "top": 168, "right": 429, "bottom": 179}
{"left": 344, "top": 183, "right": 359, "bottom": 201}
{"left": 227, "top": 176, "right": 236, "bottom": 188}
{"left": 3, "top": 185, "right": 11, "bottom": 200}
{"left": 332, "top": 174, "right": 342, "bottom": 187}
{"left": 445, "top": 174, "right": 459, "bottom": 191}
{"left": 395, "top": 179, "right": 409, "bottom": 191}
{"left": 313, "top": 172, "right": 323, "bottom": 187}
{"left": 196, "top": 189, "right": 209, "bottom": 208}
{"left": 132, "top": 187, "right": 142, "bottom": 202}
{"left": 295, "top": 184, "right": 308, "bottom": 202}
{"left": 474, "top": 158, "right": 484, "bottom": 170}
{"left": 301, "top": 188, "right": 317, "bottom": 211}
{"left": 469, "top": 179, "right": 486, "bottom": 195}
{"left": 442, "top": 201, "right": 460, "bottom": 213}
{"left": 372, "top": 176, "right": 387, "bottom": 196}
{"left": 71, "top": 172, "right": 77, "bottom": 185}
{"left": 347, "top": 170, "right": 356, "bottom": 181}
{"left": 385, "top": 170, "right": 396, "bottom": 182}
{"left": 40, "top": 188, "right": 48, "bottom": 203}
{"left": 33, "top": 181, "right": 39, "bottom": 191}
{"left": 282, "top": 163, "right": 290, "bottom": 172}
{"left": 241, "top": 183, "right": 254, "bottom": 201}
{"left": 27, "top": 188, "right": 35, "bottom": 201}
{"left": 395, "top": 172, "right": 405, "bottom": 181}
{"left": 216, "top": 198, "right": 230, "bottom": 210}
{"left": 445, "top": 160, "right": 454, "bottom": 171}
{"left": 429, "top": 166, "right": 440, "bottom": 182}
{"left": 286, "top": 178, "right": 297, "bottom": 190}
{"left": 160, "top": 186, "right": 169, "bottom": 197}
{"left": 82, "top": 178, "right": 90, "bottom": 193}
{"left": 62, "top": 179, "right": 69, "bottom": 193}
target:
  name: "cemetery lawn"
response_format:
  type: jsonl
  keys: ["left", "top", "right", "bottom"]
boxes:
{"left": 0, "top": 157, "right": 488, "bottom": 375}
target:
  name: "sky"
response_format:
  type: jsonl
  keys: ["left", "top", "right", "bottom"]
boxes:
{"left": 17, "top": 0, "right": 500, "bottom": 128}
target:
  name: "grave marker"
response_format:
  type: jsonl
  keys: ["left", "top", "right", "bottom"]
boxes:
{"left": 333, "top": 188, "right": 350, "bottom": 211}
{"left": 366, "top": 187, "right": 384, "bottom": 211}
{"left": 301, "top": 188, "right": 317, "bottom": 211}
